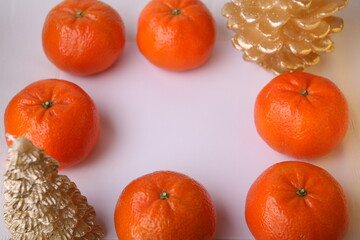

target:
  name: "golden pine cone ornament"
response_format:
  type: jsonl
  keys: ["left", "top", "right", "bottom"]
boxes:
{"left": 222, "top": 0, "right": 348, "bottom": 75}
{"left": 3, "top": 136, "right": 104, "bottom": 240}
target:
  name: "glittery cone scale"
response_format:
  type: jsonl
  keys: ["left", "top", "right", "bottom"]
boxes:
{"left": 3, "top": 136, "right": 104, "bottom": 240}
{"left": 222, "top": 0, "right": 348, "bottom": 74}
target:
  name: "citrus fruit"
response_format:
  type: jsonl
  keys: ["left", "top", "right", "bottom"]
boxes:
{"left": 114, "top": 170, "right": 217, "bottom": 240}
{"left": 254, "top": 72, "right": 349, "bottom": 159}
{"left": 42, "top": 0, "right": 125, "bottom": 76}
{"left": 4, "top": 79, "right": 100, "bottom": 169}
{"left": 245, "top": 161, "right": 349, "bottom": 240}
{"left": 137, "top": 0, "right": 216, "bottom": 71}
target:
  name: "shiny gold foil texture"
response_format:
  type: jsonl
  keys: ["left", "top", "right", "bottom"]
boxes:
{"left": 3, "top": 136, "right": 104, "bottom": 240}
{"left": 222, "top": 0, "right": 348, "bottom": 75}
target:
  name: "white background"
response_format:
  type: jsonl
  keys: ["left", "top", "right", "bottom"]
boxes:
{"left": 0, "top": 0, "right": 360, "bottom": 239}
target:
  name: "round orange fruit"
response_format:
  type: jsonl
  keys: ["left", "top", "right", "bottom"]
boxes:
{"left": 114, "top": 170, "right": 217, "bottom": 240}
{"left": 254, "top": 72, "right": 349, "bottom": 159}
{"left": 4, "top": 79, "right": 100, "bottom": 169}
{"left": 245, "top": 161, "right": 349, "bottom": 240}
{"left": 137, "top": 0, "right": 216, "bottom": 71}
{"left": 42, "top": 0, "right": 125, "bottom": 76}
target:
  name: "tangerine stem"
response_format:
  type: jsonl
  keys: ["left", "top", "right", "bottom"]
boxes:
{"left": 300, "top": 89, "right": 308, "bottom": 96}
{"left": 42, "top": 101, "right": 53, "bottom": 109}
{"left": 297, "top": 188, "right": 307, "bottom": 197}
{"left": 160, "top": 191, "right": 169, "bottom": 200}
{"left": 172, "top": 9, "right": 181, "bottom": 15}
{"left": 76, "top": 11, "right": 84, "bottom": 18}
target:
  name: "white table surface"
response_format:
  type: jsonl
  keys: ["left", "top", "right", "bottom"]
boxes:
{"left": 1, "top": 0, "right": 359, "bottom": 239}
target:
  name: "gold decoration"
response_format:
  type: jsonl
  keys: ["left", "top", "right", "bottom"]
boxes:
{"left": 3, "top": 136, "right": 104, "bottom": 240}
{"left": 222, "top": 0, "right": 348, "bottom": 75}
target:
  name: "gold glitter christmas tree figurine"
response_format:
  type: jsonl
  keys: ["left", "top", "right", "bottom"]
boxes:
{"left": 222, "top": 0, "right": 348, "bottom": 75}
{"left": 3, "top": 136, "right": 104, "bottom": 240}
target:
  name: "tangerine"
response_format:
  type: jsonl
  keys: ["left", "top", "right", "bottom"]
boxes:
{"left": 42, "top": 0, "right": 125, "bottom": 76}
{"left": 245, "top": 161, "right": 349, "bottom": 240}
{"left": 114, "top": 170, "right": 217, "bottom": 240}
{"left": 137, "top": 0, "right": 216, "bottom": 71}
{"left": 4, "top": 79, "right": 100, "bottom": 169}
{"left": 254, "top": 72, "right": 349, "bottom": 159}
